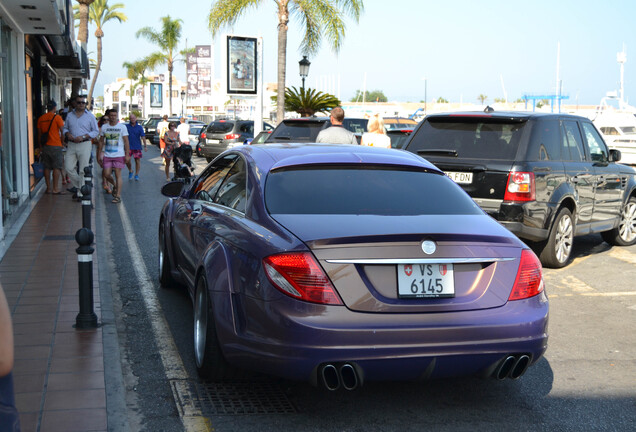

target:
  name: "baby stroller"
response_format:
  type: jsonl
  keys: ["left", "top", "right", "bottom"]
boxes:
{"left": 172, "top": 144, "right": 195, "bottom": 182}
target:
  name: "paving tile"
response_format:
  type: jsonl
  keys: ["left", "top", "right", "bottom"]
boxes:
{"left": 15, "top": 391, "right": 44, "bottom": 413}
{"left": 13, "top": 322, "right": 56, "bottom": 335}
{"left": 43, "top": 389, "right": 106, "bottom": 410}
{"left": 14, "top": 295, "right": 60, "bottom": 305}
{"left": 18, "top": 411, "right": 39, "bottom": 431}
{"left": 47, "top": 372, "right": 105, "bottom": 391}
{"left": 13, "top": 373, "right": 46, "bottom": 393}
{"left": 14, "top": 345, "right": 51, "bottom": 360}
{"left": 50, "top": 356, "right": 104, "bottom": 373}
{"left": 12, "top": 358, "right": 49, "bottom": 375}
{"left": 13, "top": 332, "right": 53, "bottom": 346}
{"left": 40, "top": 407, "right": 107, "bottom": 431}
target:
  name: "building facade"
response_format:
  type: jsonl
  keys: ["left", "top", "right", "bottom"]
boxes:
{"left": 0, "top": 0, "right": 88, "bottom": 241}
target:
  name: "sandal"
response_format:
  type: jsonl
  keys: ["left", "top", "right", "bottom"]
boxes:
{"left": 103, "top": 184, "right": 112, "bottom": 193}
{"left": 111, "top": 196, "right": 121, "bottom": 203}
{"left": 112, "top": 184, "right": 118, "bottom": 197}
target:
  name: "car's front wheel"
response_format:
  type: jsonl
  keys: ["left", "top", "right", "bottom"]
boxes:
{"left": 539, "top": 207, "right": 574, "bottom": 268}
{"left": 158, "top": 222, "right": 175, "bottom": 287}
{"left": 601, "top": 196, "right": 636, "bottom": 246}
{"left": 194, "top": 276, "right": 234, "bottom": 379}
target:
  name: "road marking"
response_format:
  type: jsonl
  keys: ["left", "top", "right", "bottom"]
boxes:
{"left": 608, "top": 247, "right": 636, "bottom": 264}
{"left": 118, "top": 203, "right": 210, "bottom": 431}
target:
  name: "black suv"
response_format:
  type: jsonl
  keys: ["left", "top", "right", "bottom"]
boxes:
{"left": 404, "top": 110, "right": 636, "bottom": 268}
{"left": 199, "top": 120, "right": 273, "bottom": 162}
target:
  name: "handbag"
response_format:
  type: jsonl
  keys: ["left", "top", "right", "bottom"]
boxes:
{"left": 40, "top": 113, "right": 57, "bottom": 147}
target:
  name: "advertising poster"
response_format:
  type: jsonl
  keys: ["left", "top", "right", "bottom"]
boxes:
{"left": 187, "top": 45, "right": 213, "bottom": 98}
{"left": 150, "top": 83, "right": 163, "bottom": 108}
{"left": 227, "top": 36, "right": 257, "bottom": 94}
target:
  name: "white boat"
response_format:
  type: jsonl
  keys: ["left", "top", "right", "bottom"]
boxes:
{"left": 593, "top": 111, "right": 636, "bottom": 166}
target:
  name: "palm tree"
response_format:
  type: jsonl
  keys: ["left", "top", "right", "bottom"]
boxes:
{"left": 208, "top": 0, "right": 364, "bottom": 124}
{"left": 477, "top": 94, "right": 488, "bottom": 105}
{"left": 74, "top": 0, "right": 127, "bottom": 110}
{"left": 73, "top": 0, "right": 94, "bottom": 96}
{"left": 123, "top": 59, "right": 151, "bottom": 118}
{"left": 136, "top": 16, "right": 192, "bottom": 116}
{"left": 283, "top": 87, "right": 340, "bottom": 117}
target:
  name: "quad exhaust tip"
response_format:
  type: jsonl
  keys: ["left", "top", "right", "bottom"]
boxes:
{"left": 319, "top": 363, "right": 362, "bottom": 391}
{"left": 494, "top": 354, "right": 531, "bottom": 380}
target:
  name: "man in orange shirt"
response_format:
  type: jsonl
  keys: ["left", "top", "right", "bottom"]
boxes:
{"left": 37, "top": 100, "right": 66, "bottom": 194}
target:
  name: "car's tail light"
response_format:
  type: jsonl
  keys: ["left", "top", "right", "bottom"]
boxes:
{"left": 225, "top": 133, "right": 240, "bottom": 140}
{"left": 509, "top": 249, "right": 544, "bottom": 300}
{"left": 263, "top": 252, "right": 343, "bottom": 305}
{"left": 503, "top": 172, "right": 535, "bottom": 202}
{"left": 200, "top": 132, "right": 206, "bottom": 139}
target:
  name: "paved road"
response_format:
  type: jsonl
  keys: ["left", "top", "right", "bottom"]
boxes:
{"left": 100, "top": 146, "right": 636, "bottom": 431}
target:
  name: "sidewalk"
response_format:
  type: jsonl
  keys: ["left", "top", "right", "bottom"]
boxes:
{"left": 0, "top": 180, "right": 127, "bottom": 431}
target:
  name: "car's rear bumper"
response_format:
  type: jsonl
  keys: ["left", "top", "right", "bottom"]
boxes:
{"left": 215, "top": 292, "right": 549, "bottom": 383}
{"left": 475, "top": 200, "right": 555, "bottom": 242}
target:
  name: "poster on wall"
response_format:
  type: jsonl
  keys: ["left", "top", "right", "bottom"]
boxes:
{"left": 227, "top": 36, "right": 257, "bottom": 94}
{"left": 150, "top": 83, "right": 163, "bottom": 108}
{"left": 187, "top": 45, "right": 213, "bottom": 98}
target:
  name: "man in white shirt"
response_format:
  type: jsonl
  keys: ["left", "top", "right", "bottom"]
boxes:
{"left": 97, "top": 109, "right": 130, "bottom": 203}
{"left": 177, "top": 117, "right": 190, "bottom": 146}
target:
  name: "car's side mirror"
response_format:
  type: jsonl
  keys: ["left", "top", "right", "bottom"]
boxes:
{"left": 161, "top": 181, "right": 185, "bottom": 197}
{"left": 609, "top": 149, "right": 622, "bottom": 162}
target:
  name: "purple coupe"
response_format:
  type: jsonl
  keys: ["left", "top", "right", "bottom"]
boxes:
{"left": 159, "top": 144, "right": 549, "bottom": 390}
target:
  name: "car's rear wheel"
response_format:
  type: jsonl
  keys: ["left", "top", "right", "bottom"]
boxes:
{"left": 158, "top": 223, "right": 175, "bottom": 287}
{"left": 601, "top": 196, "right": 636, "bottom": 246}
{"left": 194, "top": 276, "right": 234, "bottom": 379}
{"left": 539, "top": 207, "right": 574, "bottom": 268}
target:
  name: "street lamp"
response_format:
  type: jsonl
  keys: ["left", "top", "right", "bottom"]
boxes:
{"left": 299, "top": 56, "right": 311, "bottom": 91}
{"left": 180, "top": 89, "right": 186, "bottom": 117}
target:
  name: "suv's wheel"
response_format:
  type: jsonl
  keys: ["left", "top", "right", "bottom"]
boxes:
{"left": 194, "top": 276, "right": 234, "bottom": 379}
{"left": 539, "top": 207, "right": 574, "bottom": 268}
{"left": 158, "top": 223, "right": 175, "bottom": 287}
{"left": 601, "top": 196, "right": 636, "bottom": 246}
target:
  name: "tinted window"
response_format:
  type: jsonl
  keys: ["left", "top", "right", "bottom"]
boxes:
{"left": 215, "top": 157, "right": 247, "bottom": 212}
{"left": 408, "top": 118, "right": 525, "bottom": 160}
{"left": 191, "top": 154, "right": 237, "bottom": 202}
{"left": 190, "top": 126, "right": 203, "bottom": 135}
{"left": 268, "top": 121, "right": 326, "bottom": 141}
{"left": 265, "top": 167, "right": 482, "bottom": 215}
{"left": 207, "top": 122, "right": 234, "bottom": 133}
{"left": 528, "top": 119, "right": 561, "bottom": 161}
{"left": 562, "top": 121, "right": 586, "bottom": 161}
{"left": 342, "top": 119, "right": 368, "bottom": 134}
{"left": 581, "top": 122, "right": 608, "bottom": 162}
{"left": 239, "top": 122, "right": 254, "bottom": 134}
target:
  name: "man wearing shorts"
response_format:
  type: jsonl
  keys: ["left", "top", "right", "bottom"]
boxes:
{"left": 98, "top": 109, "right": 130, "bottom": 203}
{"left": 125, "top": 114, "right": 147, "bottom": 180}
{"left": 37, "top": 100, "right": 65, "bottom": 194}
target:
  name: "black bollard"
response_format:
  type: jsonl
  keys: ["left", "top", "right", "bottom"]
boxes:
{"left": 75, "top": 227, "right": 98, "bottom": 329}
{"left": 83, "top": 165, "right": 93, "bottom": 189}
{"left": 80, "top": 184, "right": 91, "bottom": 230}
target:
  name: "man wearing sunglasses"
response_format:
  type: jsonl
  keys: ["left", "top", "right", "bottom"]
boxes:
{"left": 62, "top": 95, "right": 99, "bottom": 199}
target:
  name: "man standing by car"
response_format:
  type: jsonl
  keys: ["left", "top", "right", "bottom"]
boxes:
{"left": 63, "top": 95, "right": 99, "bottom": 200}
{"left": 125, "top": 113, "right": 147, "bottom": 181}
{"left": 177, "top": 117, "right": 190, "bottom": 146}
{"left": 316, "top": 106, "right": 358, "bottom": 144}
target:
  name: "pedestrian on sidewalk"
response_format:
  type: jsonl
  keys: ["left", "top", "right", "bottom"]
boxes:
{"left": 316, "top": 106, "right": 358, "bottom": 145}
{"left": 125, "top": 114, "right": 147, "bottom": 181}
{"left": 0, "top": 283, "right": 20, "bottom": 430}
{"left": 177, "top": 117, "right": 190, "bottom": 146}
{"left": 162, "top": 121, "right": 180, "bottom": 181}
{"left": 98, "top": 109, "right": 130, "bottom": 204}
{"left": 96, "top": 110, "right": 112, "bottom": 194}
{"left": 63, "top": 95, "right": 99, "bottom": 200}
{"left": 36, "top": 100, "right": 66, "bottom": 194}
{"left": 157, "top": 115, "right": 169, "bottom": 164}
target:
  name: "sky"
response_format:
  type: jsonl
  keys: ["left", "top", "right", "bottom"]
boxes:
{"left": 90, "top": 0, "right": 636, "bottom": 107}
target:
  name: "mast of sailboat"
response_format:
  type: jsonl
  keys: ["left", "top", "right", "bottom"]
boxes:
{"left": 618, "top": 45, "right": 627, "bottom": 109}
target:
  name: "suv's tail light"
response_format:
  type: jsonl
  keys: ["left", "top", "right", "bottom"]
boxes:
{"left": 263, "top": 252, "right": 343, "bottom": 305}
{"left": 200, "top": 132, "right": 206, "bottom": 139}
{"left": 503, "top": 172, "right": 535, "bottom": 202}
{"left": 225, "top": 133, "right": 240, "bottom": 140}
{"left": 509, "top": 249, "right": 544, "bottom": 300}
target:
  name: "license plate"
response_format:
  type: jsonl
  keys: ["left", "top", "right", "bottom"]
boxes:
{"left": 445, "top": 171, "right": 473, "bottom": 184}
{"left": 397, "top": 264, "right": 455, "bottom": 298}
{"left": 207, "top": 139, "right": 220, "bottom": 144}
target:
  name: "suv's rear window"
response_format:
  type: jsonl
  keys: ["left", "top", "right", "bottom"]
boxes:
{"left": 207, "top": 122, "right": 235, "bottom": 133}
{"left": 409, "top": 118, "right": 527, "bottom": 160}
{"left": 267, "top": 121, "right": 326, "bottom": 141}
{"left": 265, "top": 167, "right": 481, "bottom": 215}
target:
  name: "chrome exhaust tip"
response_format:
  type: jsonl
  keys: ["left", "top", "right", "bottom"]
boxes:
{"left": 509, "top": 355, "right": 531, "bottom": 379}
{"left": 495, "top": 355, "right": 517, "bottom": 380}
{"left": 320, "top": 364, "right": 340, "bottom": 391}
{"left": 339, "top": 363, "right": 359, "bottom": 391}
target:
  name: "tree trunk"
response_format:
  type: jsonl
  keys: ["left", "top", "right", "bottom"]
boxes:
{"left": 168, "top": 63, "right": 173, "bottom": 116}
{"left": 75, "top": 1, "right": 94, "bottom": 98}
{"left": 276, "top": 2, "right": 289, "bottom": 124}
{"left": 87, "top": 35, "right": 102, "bottom": 111}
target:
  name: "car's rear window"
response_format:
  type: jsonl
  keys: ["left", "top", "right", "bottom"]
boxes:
{"left": 207, "top": 122, "right": 234, "bottom": 133}
{"left": 408, "top": 117, "right": 527, "bottom": 160}
{"left": 190, "top": 126, "right": 203, "bottom": 135}
{"left": 267, "top": 121, "right": 326, "bottom": 141}
{"left": 265, "top": 167, "right": 481, "bottom": 215}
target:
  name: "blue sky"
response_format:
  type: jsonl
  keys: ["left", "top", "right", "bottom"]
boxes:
{"left": 92, "top": 0, "right": 636, "bottom": 106}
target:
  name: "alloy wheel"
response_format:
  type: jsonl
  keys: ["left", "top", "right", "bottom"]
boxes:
{"left": 194, "top": 282, "right": 208, "bottom": 368}
{"left": 618, "top": 201, "right": 636, "bottom": 243}
{"left": 555, "top": 213, "right": 573, "bottom": 263}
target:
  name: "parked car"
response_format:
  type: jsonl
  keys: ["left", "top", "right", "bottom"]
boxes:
{"left": 403, "top": 109, "right": 636, "bottom": 268}
{"left": 247, "top": 130, "right": 272, "bottom": 145}
{"left": 387, "top": 127, "right": 414, "bottom": 149}
{"left": 264, "top": 118, "right": 329, "bottom": 143}
{"left": 187, "top": 124, "right": 205, "bottom": 154}
{"left": 199, "top": 120, "right": 273, "bottom": 162}
{"left": 142, "top": 117, "right": 162, "bottom": 144}
{"left": 159, "top": 144, "right": 548, "bottom": 386}
{"left": 383, "top": 117, "right": 419, "bottom": 130}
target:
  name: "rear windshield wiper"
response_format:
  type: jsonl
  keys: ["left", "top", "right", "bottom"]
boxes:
{"left": 417, "top": 149, "right": 458, "bottom": 157}
{"left": 271, "top": 136, "right": 292, "bottom": 140}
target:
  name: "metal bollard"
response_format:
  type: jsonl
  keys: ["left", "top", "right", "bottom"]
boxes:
{"left": 75, "top": 227, "right": 98, "bottom": 329}
{"left": 80, "top": 184, "right": 92, "bottom": 230}
{"left": 83, "top": 165, "right": 93, "bottom": 189}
